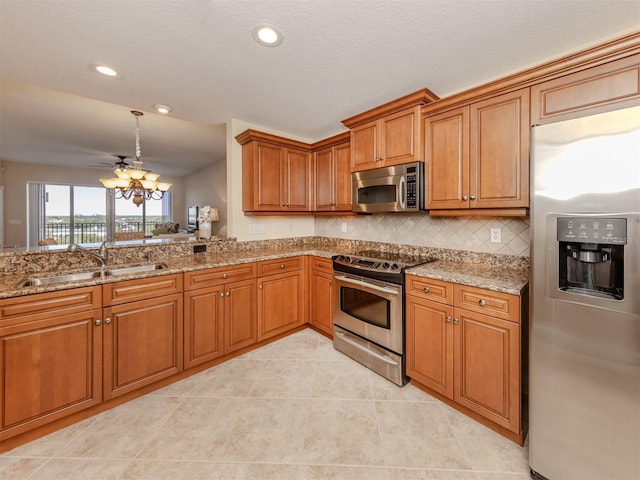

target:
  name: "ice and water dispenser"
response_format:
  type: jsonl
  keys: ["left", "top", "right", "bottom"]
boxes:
{"left": 557, "top": 217, "right": 626, "bottom": 300}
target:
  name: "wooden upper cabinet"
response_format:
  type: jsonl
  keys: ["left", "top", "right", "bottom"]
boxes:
{"left": 424, "top": 106, "right": 470, "bottom": 210}
{"left": 313, "top": 132, "right": 352, "bottom": 211}
{"left": 285, "top": 147, "right": 311, "bottom": 210}
{"left": 424, "top": 88, "right": 530, "bottom": 212}
{"left": 531, "top": 53, "right": 640, "bottom": 124}
{"left": 343, "top": 88, "right": 439, "bottom": 172}
{"left": 236, "top": 130, "right": 311, "bottom": 213}
{"left": 470, "top": 88, "right": 530, "bottom": 209}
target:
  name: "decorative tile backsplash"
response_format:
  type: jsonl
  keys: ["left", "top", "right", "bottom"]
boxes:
{"left": 314, "top": 214, "right": 530, "bottom": 257}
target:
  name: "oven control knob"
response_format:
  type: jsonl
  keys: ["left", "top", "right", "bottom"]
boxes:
{"left": 383, "top": 262, "right": 390, "bottom": 269}
{"left": 391, "top": 263, "right": 399, "bottom": 270}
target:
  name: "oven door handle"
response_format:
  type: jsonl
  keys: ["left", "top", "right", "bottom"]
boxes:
{"left": 335, "top": 331, "right": 399, "bottom": 366}
{"left": 334, "top": 275, "right": 399, "bottom": 295}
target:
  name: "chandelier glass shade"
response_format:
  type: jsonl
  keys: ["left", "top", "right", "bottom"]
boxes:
{"left": 100, "top": 110, "right": 171, "bottom": 207}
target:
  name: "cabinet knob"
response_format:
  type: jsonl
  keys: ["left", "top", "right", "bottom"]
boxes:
{"left": 281, "top": 203, "right": 286, "bottom": 207}
{"left": 479, "top": 299, "right": 486, "bottom": 306}
{"left": 220, "top": 291, "right": 225, "bottom": 297}
{"left": 259, "top": 284, "right": 263, "bottom": 289}
{"left": 453, "top": 318, "right": 460, "bottom": 325}
{"left": 280, "top": 264, "right": 285, "bottom": 269}
{"left": 445, "top": 316, "right": 452, "bottom": 323}
{"left": 470, "top": 195, "right": 476, "bottom": 200}
{"left": 223, "top": 273, "right": 228, "bottom": 279}
{"left": 423, "top": 287, "right": 430, "bottom": 293}
{"left": 462, "top": 195, "right": 468, "bottom": 201}
{"left": 94, "top": 319, "right": 102, "bottom": 326}
{"left": 226, "top": 291, "right": 230, "bottom": 296}
{"left": 104, "top": 317, "right": 112, "bottom": 325}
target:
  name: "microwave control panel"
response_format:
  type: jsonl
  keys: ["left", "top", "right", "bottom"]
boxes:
{"left": 406, "top": 174, "right": 417, "bottom": 209}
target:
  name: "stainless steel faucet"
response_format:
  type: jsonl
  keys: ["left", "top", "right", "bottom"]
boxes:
{"left": 67, "top": 241, "right": 108, "bottom": 267}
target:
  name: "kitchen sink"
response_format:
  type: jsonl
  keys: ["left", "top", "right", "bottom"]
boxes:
{"left": 103, "top": 263, "right": 167, "bottom": 277}
{"left": 15, "top": 270, "right": 105, "bottom": 288}
{"left": 15, "top": 263, "right": 168, "bottom": 288}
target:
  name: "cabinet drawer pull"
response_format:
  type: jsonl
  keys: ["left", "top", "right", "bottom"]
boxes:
{"left": 94, "top": 319, "right": 102, "bottom": 326}
{"left": 104, "top": 317, "right": 112, "bottom": 325}
{"left": 280, "top": 264, "right": 285, "bottom": 269}
{"left": 479, "top": 299, "right": 486, "bottom": 306}
{"left": 423, "top": 287, "right": 430, "bottom": 293}
{"left": 223, "top": 273, "right": 228, "bottom": 279}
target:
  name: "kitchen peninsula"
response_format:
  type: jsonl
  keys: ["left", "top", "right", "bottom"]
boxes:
{"left": 0, "top": 236, "right": 528, "bottom": 451}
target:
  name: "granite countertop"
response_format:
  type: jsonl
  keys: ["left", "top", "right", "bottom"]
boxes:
{"left": 406, "top": 261, "right": 529, "bottom": 295}
{"left": 0, "top": 245, "right": 529, "bottom": 300}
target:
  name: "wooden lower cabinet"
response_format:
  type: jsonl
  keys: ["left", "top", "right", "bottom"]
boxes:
{"left": 103, "top": 293, "right": 183, "bottom": 399}
{"left": 406, "top": 275, "right": 524, "bottom": 442}
{"left": 0, "top": 308, "right": 103, "bottom": 440}
{"left": 183, "top": 284, "right": 225, "bottom": 368}
{"left": 310, "top": 269, "right": 334, "bottom": 336}
{"left": 454, "top": 308, "right": 520, "bottom": 432}
{"left": 257, "top": 260, "right": 306, "bottom": 341}
{"left": 224, "top": 279, "right": 258, "bottom": 354}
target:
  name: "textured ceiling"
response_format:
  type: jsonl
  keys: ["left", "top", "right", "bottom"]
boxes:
{"left": 1, "top": 0, "right": 639, "bottom": 176}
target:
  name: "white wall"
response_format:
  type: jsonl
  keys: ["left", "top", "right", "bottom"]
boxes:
{"left": 227, "top": 119, "right": 315, "bottom": 241}
{"left": 184, "top": 159, "right": 227, "bottom": 236}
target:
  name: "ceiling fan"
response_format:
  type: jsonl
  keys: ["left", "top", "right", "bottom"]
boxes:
{"left": 90, "top": 155, "right": 150, "bottom": 172}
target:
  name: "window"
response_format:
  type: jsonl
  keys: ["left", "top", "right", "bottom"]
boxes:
{"left": 28, "top": 182, "right": 172, "bottom": 246}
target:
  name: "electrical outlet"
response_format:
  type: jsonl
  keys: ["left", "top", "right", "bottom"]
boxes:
{"left": 249, "top": 223, "right": 265, "bottom": 234}
{"left": 490, "top": 228, "right": 502, "bottom": 243}
{"left": 274, "top": 223, "right": 281, "bottom": 233}
{"left": 341, "top": 222, "right": 348, "bottom": 233}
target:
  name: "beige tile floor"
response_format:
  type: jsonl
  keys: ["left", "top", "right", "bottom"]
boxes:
{"left": 0, "top": 329, "right": 530, "bottom": 479}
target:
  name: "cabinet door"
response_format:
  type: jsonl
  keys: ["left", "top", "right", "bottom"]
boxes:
{"left": 258, "top": 270, "right": 304, "bottom": 341}
{"left": 224, "top": 279, "right": 258, "bottom": 354}
{"left": 454, "top": 308, "right": 520, "bottom": 432}
{"left": 406, "top": 296, "right": 454, "bottom": 399}
{"left": 380, "top": 106, "right": 421, "bottom": 167}
{"left": 314, "top": 147, "right": 333, "bottom": 210}
{"left": 351, "top": 121, "right": 378, "bottom": 171}
{"left": 255, "top": 142, "right": 284, "bottom": 210}
{"left": 310, "top": 270, "right": 333, "bottom": 336}
{"left": 183, "top": 285, "right": 225, "bottom": 369}
{"left": 0, "top": 309, "right": 103, "bottom": 440}
{"left": 104, "top": 294, "right": 183, "bottom": 399}
{"left": 333, "top": 141, "right": 352, "bottom": 210}
{"left": 469, "top": 88, "right": 530, "bottom": 209}
{"left": 424, "top": 106, "right": 470, "bottom": 209}
{"left": 285, "top": 148, "right": 310, "bottom": 210}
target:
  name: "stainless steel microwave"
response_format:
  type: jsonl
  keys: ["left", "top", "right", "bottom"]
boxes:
{"left": 352, "top": 162, "right": 424, "bottom": 213}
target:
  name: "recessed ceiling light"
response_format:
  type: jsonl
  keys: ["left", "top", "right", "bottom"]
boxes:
{"left": 92, "top": 64, "right": 118, "bottom": 77}
{"left": 154, "top": 104, "right": 172, "bottom": 114}
{"left": 252, "top": 24, "right": 283, "bottom": 47}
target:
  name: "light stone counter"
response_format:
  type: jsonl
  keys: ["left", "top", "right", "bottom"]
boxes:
{"left": 0, "top": 237, "right": 529, "bottom": 300}
{"left": 406, "top": 261, "right": 529, "bottom": 295}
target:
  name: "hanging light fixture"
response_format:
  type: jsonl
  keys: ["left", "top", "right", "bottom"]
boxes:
{"left": 100, "top": 110, "right": 171, "bottom": 207}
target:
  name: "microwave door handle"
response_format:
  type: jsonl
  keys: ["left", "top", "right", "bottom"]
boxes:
{"left": 334, "top": 275, "right": 399, "bottom": 295}
{"left": 399, "top": 176, "right": 406, "bottom": 210}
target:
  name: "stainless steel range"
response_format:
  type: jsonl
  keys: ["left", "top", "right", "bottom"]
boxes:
{"left": 332, "top": 250, "right": 433, "bottom": 386}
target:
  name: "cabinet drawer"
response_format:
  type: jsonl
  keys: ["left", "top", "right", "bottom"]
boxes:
{"left": 184, "top": 262, "right": 257, "bottom": 290}
{"left": 453, "top": 284, "right": 520, "bottom": 323}
{"left": 311, "top": 256, "right": 333, "bottom": 273}
{"left": 258, "top": 256, "right": 303, "bottom": 276}
{"left": 0, "top": 286, "right": 102, "bottom": 325}
{"left": 406, "top": 275, "right": 453, "bottom": 305}
{"left": 103, "top": 273, "right": 183, "bottom": 306}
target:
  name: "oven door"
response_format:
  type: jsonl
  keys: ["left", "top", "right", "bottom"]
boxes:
{"left": 333, "top": 272, "right": 403, "bottom": 354}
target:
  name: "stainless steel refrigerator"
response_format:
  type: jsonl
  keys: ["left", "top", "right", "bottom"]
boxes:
{"left": 529, "top": 106, "right": 640, "bottom": 480}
